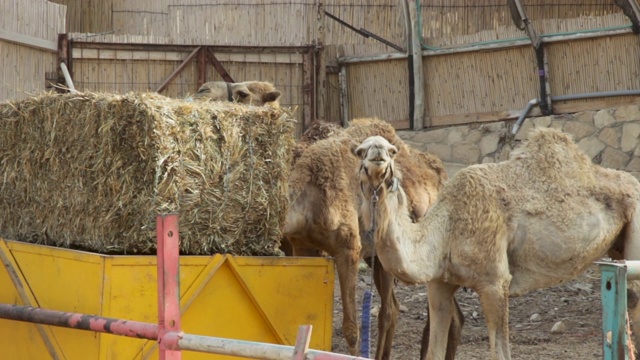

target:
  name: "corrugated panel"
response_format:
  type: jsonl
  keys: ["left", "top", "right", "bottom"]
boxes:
{"left": 347, "top": 59, "right": 410, "bottom": 129}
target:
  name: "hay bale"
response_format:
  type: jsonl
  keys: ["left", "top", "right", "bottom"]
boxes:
{"left": 0, "top": 92, "right": 295, "bottom": 256}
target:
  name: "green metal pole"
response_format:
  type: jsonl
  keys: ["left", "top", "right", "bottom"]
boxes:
{"left": 599, "top": 262, "right": 630, "bottom": 360}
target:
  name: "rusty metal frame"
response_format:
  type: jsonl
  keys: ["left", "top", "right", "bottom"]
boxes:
{"left": 65, "top": 37, "right": 318, "bottom": 127}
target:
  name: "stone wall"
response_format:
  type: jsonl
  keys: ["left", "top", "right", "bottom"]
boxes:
{"left": 398, "top": 104, "right": 640, "bottom": 179}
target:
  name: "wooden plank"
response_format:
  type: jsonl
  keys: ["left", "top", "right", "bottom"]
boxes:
{"left": 206, "top": 48, "right": 234, "bottom": 83}
{"left": 429, "top": 108, "right": 542, "bottom": 127}
{"left": 552, "top": 96, "right": 640, "bottom": 115}
{"left": 155, "top": 46, "right": 201, "bottom": 93}
{"left": 316, "top": 1, "right": 326, "bottom": 121}
{"left": 302, "top": 50, "right": 314, "bottom": 130}
{"left": 339, "top": 65, "right": 349, "bottom": 127}
{"left": 197, "top": 48, "right": 207, "bottom": 89}
{"left": 408, "top": 0, "right": 424, "bottom": 129}
{"left": 71, "top": 41, "right": 314, "bottom": 54}
{"left": 0, "top": 29, "right": 57, "bottom": 52}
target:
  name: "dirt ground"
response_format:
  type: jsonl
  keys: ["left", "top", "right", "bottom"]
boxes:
{"left": 330, "top": 263, "right": 605, "bottom": 359}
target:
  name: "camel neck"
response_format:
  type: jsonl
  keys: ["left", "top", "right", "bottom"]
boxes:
{"left": 367, "top": 184, "right": 446, "bottom": 284}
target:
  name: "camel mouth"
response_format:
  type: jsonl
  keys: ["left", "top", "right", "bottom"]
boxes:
{"left": 369, "top": 159, "right": 386, "bottom": 165}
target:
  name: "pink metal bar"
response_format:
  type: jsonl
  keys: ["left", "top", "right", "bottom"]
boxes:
{"left": 0, "top": 304, "right": 159, "bottom": 339}
{"left": 292, "top": 325, "right": 312, "bottom": 360}
{"left": 157, "top": 214, "right": 182, "bottom": 360}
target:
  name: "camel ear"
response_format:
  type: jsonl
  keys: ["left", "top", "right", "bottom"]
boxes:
{"left": 351, "top": 141, "right": 367, "bottom": 158}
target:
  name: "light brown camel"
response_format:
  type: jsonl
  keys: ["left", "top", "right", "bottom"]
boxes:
{"left": 354, "top": 129, "right": 640, "bottom": 360}
{"left": 283, "top": 117, "right": 459, "bottom": 360}
{"left": 191, "top": 81, "right": 282, "bottom": 106}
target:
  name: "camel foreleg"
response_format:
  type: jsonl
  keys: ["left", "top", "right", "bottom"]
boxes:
{"left": 424, "top": 281, "right": 460, "bottom": 360}
{"left": 335, "top": 248, "right": 362, "bottom": 356}
{"left": 477, "top": 279, "right": 512, "bottom": 360}
{"left": 420, "top": 293, "right": 465, "bottom": 360}
{"left": 364, "top": 256, "right": 399, "bottom": 360}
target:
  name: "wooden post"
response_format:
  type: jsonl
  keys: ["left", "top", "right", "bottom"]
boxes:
{"left": 56, "top": 33, "right": 69, "bottom": 93}
{"left": 316, "top": 2, "right": 327, "bottom": 122}
{"left": 302, "top": 49, "right": 315, "bottom": 130}
{"left": 407, "top": 0, "right": 425, "bottom": 129}
{"left": 197, "top": 48, "right": 207, "bottom": 89}
{"left": 339, "top": 64, "right": 349, "bottom": 127}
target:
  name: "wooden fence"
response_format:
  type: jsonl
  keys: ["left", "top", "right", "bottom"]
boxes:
{"left": 0, "top": 0, "right": 66, "bottom": 101}
{"left": 67, "top": 35, "right": 315, "bottom": 136}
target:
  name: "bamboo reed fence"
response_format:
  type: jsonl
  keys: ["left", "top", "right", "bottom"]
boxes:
{"left": 0, "top": 0, "right": 66, "bottom": 101}
{"left": 5, "top": 0, "right": 640, "bottom": 132}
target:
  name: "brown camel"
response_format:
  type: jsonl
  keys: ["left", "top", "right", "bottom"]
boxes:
{"left": 354, "top": 129, "right": 640, "bottom": 360}
{"left": 191, "top": 81, "right": 282, "bottom": 106}
{"left": 283, "top": 118, "right": 456, "bottom": 359}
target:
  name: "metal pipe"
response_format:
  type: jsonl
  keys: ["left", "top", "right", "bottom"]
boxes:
{"left": 0, "top": 304, "right": 159, "bottom": 339}
{"left": 625, "top": 260, "right": 640, "bottom": 280}
{"left": 512, "top": 89, "right": 640, "bottom": 135}
{"left": 59, "top": 62, "right": 78, "bottom": 94}
{"left": 511, "top": 98, "right": 539, "bottom": 135}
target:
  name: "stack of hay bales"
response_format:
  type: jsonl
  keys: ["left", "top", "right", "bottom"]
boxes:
{"left": 0, "top": 92, "right": 295, "bottom": 256}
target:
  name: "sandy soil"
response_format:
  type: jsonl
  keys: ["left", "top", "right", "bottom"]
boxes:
{"left": 330, "top": 263, "right": 605, "bottom": 359}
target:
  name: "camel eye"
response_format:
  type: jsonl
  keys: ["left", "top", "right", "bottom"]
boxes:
{"left": 388, "top": 148, "right": 397, "bottom": 156}
{"left": 237, "top": 91, "right": 250, "bottom": 99}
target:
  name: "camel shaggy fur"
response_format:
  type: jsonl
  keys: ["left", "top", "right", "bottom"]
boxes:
{"left": 192, "top": 81, "right": 282, "bottom": 106}
{"left": 283, "top": 118, "right": 452, "bottom": 359}
{"left": 354, "top": 128, "right": 640, "bottom": 360}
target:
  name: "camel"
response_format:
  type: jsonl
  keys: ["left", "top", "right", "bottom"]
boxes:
{"left": 283, "top": 117, "right": 458, "bottom": 360}
{"left": 353, "top": 128, "right": 640, "bottom": 360}
{"left": 191, "top": 81, "right": 282, "bottom": 106}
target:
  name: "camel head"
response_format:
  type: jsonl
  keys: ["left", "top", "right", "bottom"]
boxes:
{"left": 353, "top": 135, "right": 400, "bottom": 195}
{"left": 191, "top": 81, "right": 282, "bottom": 107}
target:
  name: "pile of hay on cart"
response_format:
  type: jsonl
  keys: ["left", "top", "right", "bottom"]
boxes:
{"left": 0, "top": 92, "right": 296, "bottom": 256}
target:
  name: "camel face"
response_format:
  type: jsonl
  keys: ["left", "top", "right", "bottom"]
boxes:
{"left": 353, "top": 136, "right": 398, "bottom": 190}
{"left": 192, "top": 81, "right": 282, "bottom": 106}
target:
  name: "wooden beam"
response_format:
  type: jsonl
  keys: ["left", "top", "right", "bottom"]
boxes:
{"left": 338, "top": 52, "right": 407, "bottom": 64}
{"left": 339, "top": 65, "right": 349, "bottom": 127}
{"left": 155, "top": 46, "right": 201, "bottom": 93}
{"left": 197, "top": 48, "right": 207, "bottom": 89}
{"left": 205, "top": 48, "right": 234, "bottom": 83}
{"left": 302, "top": 50, "right": 315, "bottom": 130}
{"left": 0, "top": 29, "right": 57, "bottom": 52}
{"left": 57, "top": 33, "right": 70, "bottom": 94}
{"left": 552, "top": 96, "right": 640, "bottom": 115}
{"left": 508, "top": 0, "right": 540, "bottom": 48}
{"left": 316, "top": 1, "right": 326, "bottom": 121}
{"left": 429, "top": 108, "right": 541, "bottom": 127}
{"left": 71, "top": 41, "right": 314, "bottom": 54}
{"left": 408, "top": 0, "right": 425, "bottom": 129}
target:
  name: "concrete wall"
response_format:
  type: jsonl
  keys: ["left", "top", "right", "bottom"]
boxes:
{"left": 398, "top": 104, "right": 640, "bottom": 179}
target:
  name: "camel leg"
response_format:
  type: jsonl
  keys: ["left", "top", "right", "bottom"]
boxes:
{"left": 424, "top": 280, "right": 459, "bottom": 360}
{"left": 335, "top": 248, "right": 362, "bottom": 356}
{"left": 364, "top": 256, "right": 398, "bottom": 360}
{"left": 477, "top": 280, "right": 512, "bottom": 360}
{"left": 420, "top": 296, "right": 465, "bottom": 360}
